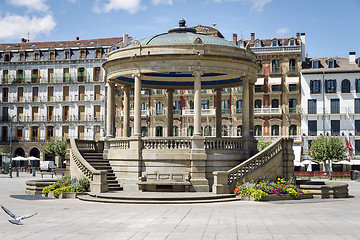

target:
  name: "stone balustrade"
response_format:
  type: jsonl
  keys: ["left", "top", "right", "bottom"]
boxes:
{"left": 143, "top": 137, "right": 192, "bottom": 150}
{"left": 109, "top": 138, "right": 130, "bottom": 149}
{"left": 204, "top": 137, "right": 244, "bottom": 150}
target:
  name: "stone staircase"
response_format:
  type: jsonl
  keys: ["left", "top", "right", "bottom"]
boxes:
{"left": 80, "top": 150, "right": 122, "bottom": 192}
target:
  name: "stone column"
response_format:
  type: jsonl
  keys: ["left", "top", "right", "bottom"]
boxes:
{"left": 193, "top": 71, "right": 203, "bottom": 136}
{"left": 249, "top": 82, "right": 255, "bottom": 136}
{"left": 242, "top": 78, "right": 250, "bottom": 137}
{"left": 133, "top": 74, "right": 141, "bottom": 137}
{"left": 123, "top": 86, "right": 130, "bottom": 137}
{"left": 215, "top": 88, "right": 222, "bottom": 138}
{"left": 106, "top": 81, "right": 115, "bottom": 138}
{"left": 166, "top": 89, "right": 174, "bottom": 137}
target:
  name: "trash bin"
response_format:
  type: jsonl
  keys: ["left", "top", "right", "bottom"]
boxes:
{"left": 350, "top": 170, "right": 354, "bottom": 180}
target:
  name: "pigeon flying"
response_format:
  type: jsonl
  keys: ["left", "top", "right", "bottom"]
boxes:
{"left": 1, "top": 205, "right": 37, "bottom": 225}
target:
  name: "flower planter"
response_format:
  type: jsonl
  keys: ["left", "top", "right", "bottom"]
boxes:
{"left": 239, "top": 193, "right": 313, "bottom": 201}
{"left": 59, "top": 192, "right": 87, "bottom": 199}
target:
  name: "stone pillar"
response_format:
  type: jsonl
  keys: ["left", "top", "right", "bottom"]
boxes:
{"left": 249, "top": 82, "right": 255, "bottom": 136}
{"left": 133, "top": 74, "right": 141, "bottom": 137}
{"left": 123, "top": 86, "right": 130, "bottom": 137}
{"left": 242, "top": 78, "right": 250, "bottom": 138}
{"left": 166, "top": 89, "right": 174, "bottom": 137}
{"left": 193, "top": 71, "right": 203, "bottom": 136}
{"left": 215, "top": 88, "right": 222, "bottom": 138}
{"left": 106, "top": 81, "right": 115, "bottom": 138}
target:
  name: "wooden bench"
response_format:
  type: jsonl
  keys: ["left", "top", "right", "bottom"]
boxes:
{"left": 40, "top": 168, "right": 67, "bottom": 178}
{"left": 138, "top": 172, "right": 191, "bottom": 192}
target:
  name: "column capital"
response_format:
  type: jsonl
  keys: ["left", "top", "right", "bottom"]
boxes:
{"left": 192, "top": 70, "right": 203, "bottom": 78}
{"left": 132, "top": 73, "right": 142, "bottom": 79}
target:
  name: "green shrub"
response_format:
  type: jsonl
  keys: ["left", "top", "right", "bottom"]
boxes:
{"left": 78, "top": 177, "right": 90, "bottom": 192}
{"left": 57, "top": 174, "right": 73, "bottom": 187}
{"left": 42, "top": 184, "right": 58, "bottom": 196}
{"left": 53, "top": 186, "right": 72, "bottom": 198}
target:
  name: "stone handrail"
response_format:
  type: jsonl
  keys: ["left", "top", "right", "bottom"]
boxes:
{"left": 68, "top": 138, "right": 108, "bottom": 193}
{"left": 204, "top": 137, "right": 244, "bottom": 150}
{"left": 108, "top": 138, "right": 130, "bottom": 149}
{"left": 143, "top": 137, "right": 192, "bottom": 150}
{"left": 213, "top": 138, "right": 287, "bottom": 194}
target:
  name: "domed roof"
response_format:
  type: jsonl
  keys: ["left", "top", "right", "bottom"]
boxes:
{"left": 138, "top": 19, "right": 236, "bottom": 48}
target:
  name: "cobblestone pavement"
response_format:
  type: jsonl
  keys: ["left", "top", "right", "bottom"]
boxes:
{"left": 1, "top": 173, "right": 360, "bottom": 240}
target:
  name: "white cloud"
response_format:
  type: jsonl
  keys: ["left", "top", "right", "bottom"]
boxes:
{"left": 0, "top": 14, "right": 56, "bottom": 41}
{"left": 7, "top": 0, "right": 49, "bottom": 12}
{"left": 276, "top": 27, "right": 289, "bottom": 34}
{"left": 212, "top": 0, "right": 272, "bottom": 13}
{"left": 93, "top": 0, "right": 144, "bottom": 14}
{"left": 152, "top": 0, "right": 173, "bottom": 5}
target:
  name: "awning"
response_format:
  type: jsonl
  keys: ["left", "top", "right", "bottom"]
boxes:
{"left": 286, "top": 77, "right": 299, "bottom": 84}
{"left": 268, "top": 77, "right": 282, "bottom": 85}
{"left": 255, "top": 78, "right": 264, "bottom": 85}
{"left": 350, "top": 160, "right": 360, "bottom": 165}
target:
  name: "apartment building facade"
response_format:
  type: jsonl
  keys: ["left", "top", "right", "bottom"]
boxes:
{"left": 0, "top": 35, "right": 132, "bottom": 166}
{"left": 301, "top": 53, "right": 360, "bottom": 169}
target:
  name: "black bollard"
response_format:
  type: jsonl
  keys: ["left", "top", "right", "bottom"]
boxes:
{"left": 16, "top": 167, "right": 19, "bottom": 177}
{"left": 32, "top": 167, "right": 36, "bottom": 177}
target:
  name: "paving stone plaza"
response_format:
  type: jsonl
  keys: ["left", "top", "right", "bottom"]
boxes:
{"left": 1, "top": 173, "right": 360, "bottom": 239}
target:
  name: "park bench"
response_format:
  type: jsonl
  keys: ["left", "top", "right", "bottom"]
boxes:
{"left": 40, "top": 168, "right": 67, "bottom": 178}
{"left": 138, "top": 172, "right": 191, "bottom": 192}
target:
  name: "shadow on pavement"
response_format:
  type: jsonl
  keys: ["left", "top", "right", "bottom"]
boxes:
{"left": 10, "top": 195, "right": 52, "bottom": 201}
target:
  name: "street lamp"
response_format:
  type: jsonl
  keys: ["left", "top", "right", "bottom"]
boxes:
{"left": 9, "top": 115, "right": 16, "bottom": 178}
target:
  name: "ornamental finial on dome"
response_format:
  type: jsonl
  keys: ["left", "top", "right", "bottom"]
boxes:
{"left": 179, "top": 18, "right": 186, "bottom": 27}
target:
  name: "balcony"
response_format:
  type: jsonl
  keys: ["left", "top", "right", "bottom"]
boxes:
{"left": 120, "top": 110, "right": 149, "bottom": 117}
{"left": 254, "top": 108, "right": 282, "bottom": 115}
{"left": 222, "top": 109, "right": 230, "bottom": 114}
{"left": 182, "top": 108, "right": 216, "bottom": 116}
{"left": 270, "top": 67, "right": 281, "bottom": 74}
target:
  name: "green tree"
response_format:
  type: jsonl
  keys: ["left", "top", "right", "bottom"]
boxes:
{"left": 257, "top": 137, "right": 271, "bottom": 152}
{"left": 44, "top": 137, "right": 67, "bottom": 159}
{"left": 309, "top": 135, "right": 346, "bottom": 178}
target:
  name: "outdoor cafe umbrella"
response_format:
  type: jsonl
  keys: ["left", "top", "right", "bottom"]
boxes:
{"left": 301, "top": 160, "right": 318, "bottom": 172}
{"left": 12, "top": 156, "right": 27, "bottom": 161}
{"left": 334, "top": 160, "right": 353, "bottom": 165}
{"left": 27, "top": 156, "right": 40, "bottom": 161}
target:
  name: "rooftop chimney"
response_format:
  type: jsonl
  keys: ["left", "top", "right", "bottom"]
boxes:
{"left": 21, "top": 38, "right": 27, "bottom": 43}
{"left": 233, "top": 33, "right": 237, "bottom": 45}
{"left": 349, "top": 52, "right": 356, "bottom": 64}
{"left": 296, "top": 33, "right": 300, "bottom": 42}
{"left": 76, "top": 37, "right": 79, "bottom": 40}
{"left": 251, "top": 33, "right": 255, "bottom": 45}
{"left": 300, "top": 33, "right": 306, "bottom": 62}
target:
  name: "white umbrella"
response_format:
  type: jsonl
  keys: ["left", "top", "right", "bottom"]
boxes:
{"left": 12, "top": 156, "right": 27, "bottom": 161}
{"left": 334, "top": 160, "right": 353, "bottom": 165}
{"left": 27, "top": 156, "right": 40, "bottom": 161}
{"left": 301, "top": 160, "right": 318, "bottom": 165}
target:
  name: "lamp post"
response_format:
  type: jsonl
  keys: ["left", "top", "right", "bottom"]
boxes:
{"left": 9, "top": 115, "right": 16, "bottom": 178}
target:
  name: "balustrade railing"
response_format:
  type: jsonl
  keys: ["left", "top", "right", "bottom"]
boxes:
{"left": 109, "top": 139, "right": 130, "bottom": 149}
{"left": 204, "top": 137, "right": 244, "bottom": 150}
{"left": 143, "top": 137, "right": 192, "bottom": 150}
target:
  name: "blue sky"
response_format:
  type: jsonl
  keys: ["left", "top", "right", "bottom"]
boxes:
{"left": 1, "top": 0, "right": 360, "bottom": 58}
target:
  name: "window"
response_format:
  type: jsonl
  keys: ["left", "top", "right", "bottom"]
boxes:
{"left": 156, "top": 102, "right": 163, "bottom": 115}
{"left": 201, "top": 100, "right": 209, "bottom": 109}
{"left": 289, "top": 38, "right": 295, "bottom": 46}
{"left": 325, "top": 79, "right": 336, "bottom": 93}
{"left": 19, "top": 52, "right": 25, "bottom": 61}
{"left": 78, "top": 67, "right": 86, "bottom": 82}
{"left": 155, "top": 126, "right": 163, "bottom": 137}
{"left": 4, "top": 53, "right": 10, "bottom": 62}
{"left": 255, "top": 99, "right": 262, "bottom": 108}
{"left": 355, "top": 120, "right": 360, "bottom": 135}
{"left": 341, "top": 79, "right": 351, "bottom": 93}
{"left": 356, "top": 140, "right": 360, "bottom": 155}
{"left": 64, "top": 50, "right": 70, "bottom": 60}
{"left": 80, "top": 49, "right": 86, "bottom": 59}
{"left": 49, "top": 51, "right": 55, "bottom": 60}
{"left": 331, "top": 120, "right": 340, "bottom": 136}
{"left": 34, "top": 52, "right": 40, "bottom": 61}
{"left": 289, "top": 125, "right": 297, "bottom": 136}
{"left": 254, "top": 125, "right": 262, "bottom": 136}
{"left": 222, "top": 100, "right": 230, "bottom": 114}
{"left": 289, "top": 59, "right": 296, "bottom": 72}
{"left": 289, "top": 84, "right": 297, "bottom": 92}
{"left": 237, "top": 125, "right": 242, "bottom": 136}
{"left": 255, "top": 85, "right": 264, "bottom": 92}
{"left": 330, "top": 99, "right": 340, "bottom": 114}
{"left": 355, "top": 99, "right": 360, "bottom": 114}
{"left": 236, "top": 100, "right": 242, "bottom": 114}
{"left": 356, "top": 79, "right": 360, "bottom": 93}
{"left": 254, "top": 39, "right": 262, "bottom": 47}
{"left": 310, "top": 80, "right": 321, "bottom": 94}
{"left": 173, "top": 126, "right": 179, "bottom": 136}
{"left": 312, "top": 60, "right": 318, "bottom": 69}
{"left": 222, "top": 125, "right": 228, "bottom": 136}
{"left": 173, "top": 101, "right": 180, "bottom": 115}
{"left": 272, "top": 59, "right": 280, "bottom": 73}
{"left": 187, "top": 126, "right": 194, "bottom": 136}
{"left": 204, "top": 125, "right": 212, "bottom": 136}
{"left": 141, "top": 127, "right": 148, "bottom": 137}
{"left": 308, "top": 99, "right": 317, "bottom": 114}
{"left": 141, "top": 102, "right": 147, "bottom": 110}
{"left": 16, "top": 69, "right": 24, "bottom": 83}
{"left": 94, "top": 67, "right": 101, "bottom": 82}
{"left": 308, "top": 120, "right": 317, "bottom": 136}
{"left": 95, "top": 49, "right": 101, "bottom": 58}
{"left": 272, "top": 39, "right": 278, "bottom": 47}
{"left": 289, "top": 99, "right": 296, "bottom": 113}
{"left": 271, "top": 125, "right": 279, "bottom": 136}
{"left": 328, "top": 59, "right": 334, "bottom": 68}
{"left": 271, "top": 85, "right": 281, "bottom": 92}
